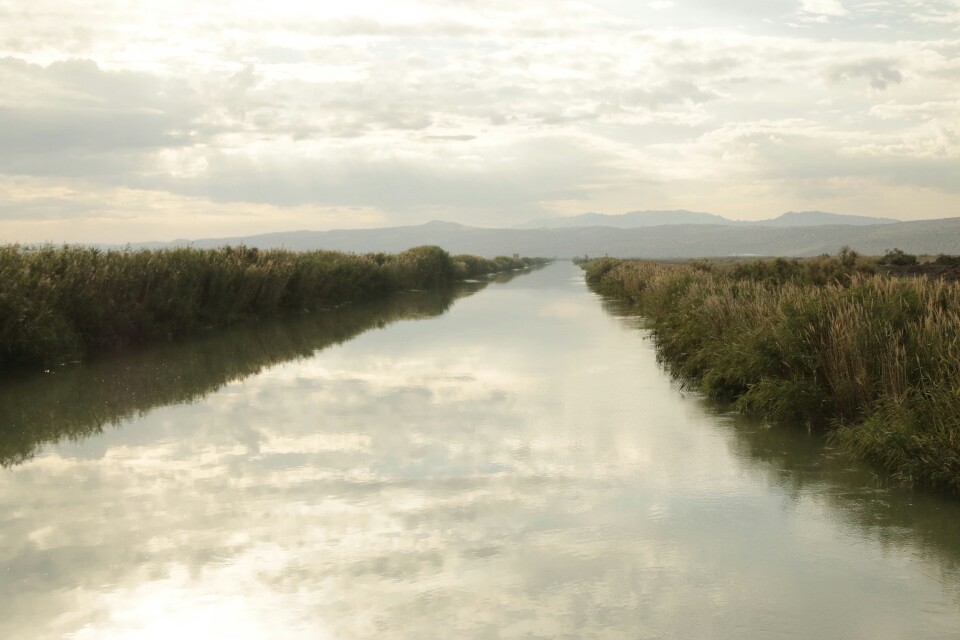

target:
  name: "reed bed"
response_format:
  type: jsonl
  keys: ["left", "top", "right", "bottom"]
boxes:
{"left": 0, "top": 284, "right": 480, "bottom": 467}
{"left": 0, "top": 244, "right": 547, "bottom": 368}
{"left": 583, "top": 255, "right": 960, "bottom": 494}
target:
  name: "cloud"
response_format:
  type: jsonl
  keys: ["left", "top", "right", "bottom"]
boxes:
{"left": 827, "top": 58, "right": 904, "bottom": 89}
{"left": 799, "top": 0, "right": 849, "bottom": 17}
{"left": 646, "top": 112, "right": 960, "bottom": 214}
{"left": 907, "top": 0, "right": 960, "bottom": 27}
{"left": 151, "top": 135, "right": 629, "bottom": 218}
{"left": 0, "top": 57, "right": 209, "bottom": 183}
{"left": 869, "top": 99, "right": 960, "bottom": 120}
{"left": 0, "top": 176, "right": 389, "bottom": 243}
{"left": 0, "top": 0, "right": 958, "bottom": 241}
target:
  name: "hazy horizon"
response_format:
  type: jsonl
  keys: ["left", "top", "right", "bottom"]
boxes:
{"left": 2, "top": 1, "right": 959, "bottom": 244}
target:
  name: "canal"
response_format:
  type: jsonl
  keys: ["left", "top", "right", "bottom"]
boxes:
{"left": 1, "top": 262, "right": 959, "bottom": 639}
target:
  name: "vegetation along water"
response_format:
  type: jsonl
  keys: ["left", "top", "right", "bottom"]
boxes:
{"left": 0, "top": 244, "right": 548, "bottom": 370}
{"left": 582, "top": 251, "right": 960, "bottom": 494}
{"left": 0, "top": 282, "right": 501, "bottom": 468}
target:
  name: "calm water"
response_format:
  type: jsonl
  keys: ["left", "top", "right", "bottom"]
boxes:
{"left": 2, "top": 262, "right": 960, "bottom": 639}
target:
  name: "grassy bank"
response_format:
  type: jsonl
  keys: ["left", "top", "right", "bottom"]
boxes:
{"left": 582, "top": 254, "right": 960, "bottom": 494}
{"left": 0, "top": 244, "right": 548, "bottom": 369}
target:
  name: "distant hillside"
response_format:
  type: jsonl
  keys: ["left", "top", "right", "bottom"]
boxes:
{"left": 760, "top": 211, "right": 898, "bottom": 227}
{"left": 515, "top": 210, "right": 733, "bottom": 229}
{"left": 127, "top": 217, "right": 960, "bottom": 259}
{"left": 516, "top": 209, "right": 899, "bottom": 229}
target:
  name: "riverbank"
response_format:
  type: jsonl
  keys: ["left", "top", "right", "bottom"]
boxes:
{"left": 582, "top": 255, "right": 960, "bottom": 494}
{"left": 0, "top": 244, "right": 548, "bottom": 369}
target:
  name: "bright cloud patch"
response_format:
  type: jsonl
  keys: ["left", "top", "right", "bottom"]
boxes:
{"left": 799, "top": 0, "right": 849, "bottom": 17}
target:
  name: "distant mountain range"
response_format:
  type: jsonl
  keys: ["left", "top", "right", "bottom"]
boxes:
{"left": 514, "top": 210, "right": 899, "bottom": 229}
{"left": 130, "top": 211, "right": 960, "bottom": 259}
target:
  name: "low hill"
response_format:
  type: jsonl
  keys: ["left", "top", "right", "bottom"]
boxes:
{"left": 516, "top": 209, "right": 899, "bottom": 229}
{"left": 127, "top": 217, "right": 960, "bottom": 259}
{"left": 759, "top": 211, "right": 898, "bottom": 227}
{"left": 515, "top": 210, "right": 734, "bottom": 229}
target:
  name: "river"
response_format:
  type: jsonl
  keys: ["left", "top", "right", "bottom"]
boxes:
{"left": 1, "top": 262, "right": 959, "bottom": 639}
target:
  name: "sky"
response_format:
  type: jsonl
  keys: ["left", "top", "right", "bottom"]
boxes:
{"left": 0, "top": 0, "right": 958, "bottom": 243}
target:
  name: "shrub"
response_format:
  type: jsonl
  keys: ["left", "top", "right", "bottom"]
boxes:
{"left": 934, "top": 254, "right": 960, "bottom": 266}
{"left": 877, "top": 248, "right": 918, "bottom": 266}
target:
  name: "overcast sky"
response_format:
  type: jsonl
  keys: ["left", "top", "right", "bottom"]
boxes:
{"left": 1, "top": 0, "right": 958, "bottom": 242}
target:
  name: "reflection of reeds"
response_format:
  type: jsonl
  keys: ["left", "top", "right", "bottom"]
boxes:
{"left": 583, "top": 257, "right": 960, "bottom": 494}
{"left": 0, "top": 244, "right": 549, "bottom": 368}
{"left": 0, "top": 283, "right": 485, "bottom": 467}
{"left": 696, "top": 397, "right": 960, "bottom": 583}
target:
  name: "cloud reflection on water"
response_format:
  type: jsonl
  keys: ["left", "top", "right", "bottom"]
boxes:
{"left": 1, "top": 264, "right": 959, "bottom": 639}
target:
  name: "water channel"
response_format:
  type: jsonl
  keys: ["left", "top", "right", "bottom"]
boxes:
{"left": 2, "top": 262, "right": 959, "bottom": 639}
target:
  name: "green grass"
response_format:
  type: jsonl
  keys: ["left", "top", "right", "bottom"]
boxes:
{"left": 0, "top": 244, "right": 548, "bottom": 369}
{"left": 581, "top": 254, "right": 960, "bottom": 495}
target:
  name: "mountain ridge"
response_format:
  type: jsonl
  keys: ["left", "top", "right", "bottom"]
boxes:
{"left": 120, "top": 216, "right": 960, "bottom": 259}
{"left": 515, "top": 209, "right": 899, "bottom": 229}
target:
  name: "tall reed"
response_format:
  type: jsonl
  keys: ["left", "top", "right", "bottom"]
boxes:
{"left": 583, "top": 257, "right": 960, "bottom": 494}
{"left": 0, "top": 244, "right": 548, "bottom": 369}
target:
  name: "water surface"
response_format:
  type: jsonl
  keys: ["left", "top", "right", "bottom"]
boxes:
{"left": 2, "top": 263, "right": 959, "bottom": 639}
